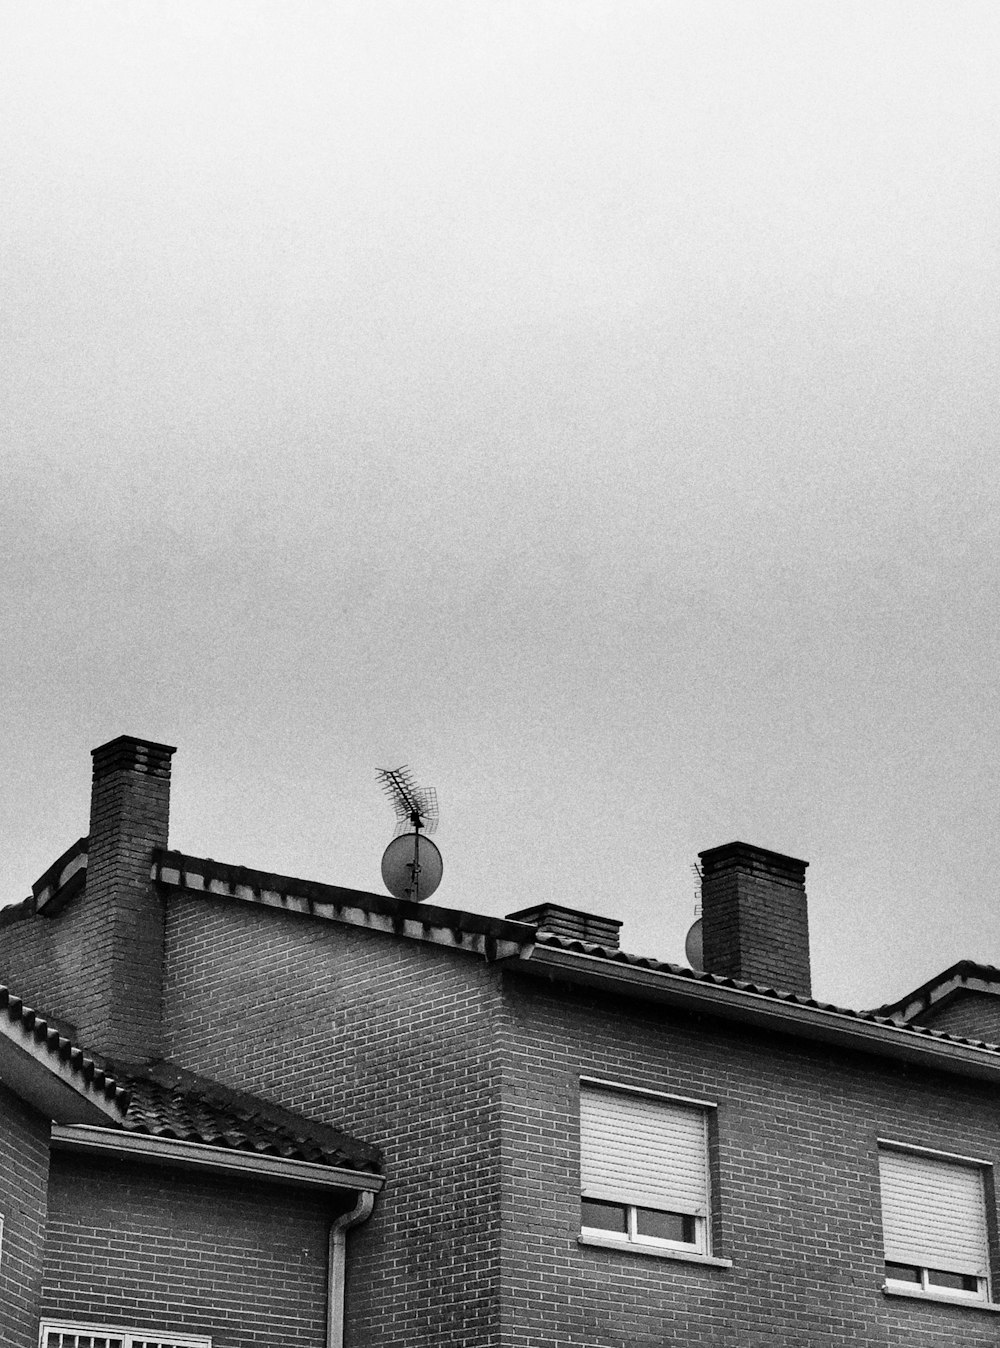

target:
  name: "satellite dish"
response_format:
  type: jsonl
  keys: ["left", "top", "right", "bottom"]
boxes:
{"left": 684, "top": 917, "right": 704, "bottom": 972}
{"left": 381, "top": 832, "right": 443, "bottom": 903}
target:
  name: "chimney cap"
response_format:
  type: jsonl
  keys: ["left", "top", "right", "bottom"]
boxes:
{"left": 92, "top": 734, "right": 177, "bottom": 759}
{"left": 91, "top": 736, "right": 177, "bottom": 780}
{"left": 698, "top": 840, "right": 808, "bottom": 876}
{"left": 505, "top": 902, "right": 623, "bottom": 951}
{"left": 506, "top": 902, "right": 623, "bottom": 929}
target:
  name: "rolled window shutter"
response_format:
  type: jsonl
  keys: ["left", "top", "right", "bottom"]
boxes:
{"left": 879, "top": 1149, "right": 989, "bottom": 1278}
{"left": 580, "top": 1086, "right": 708, "bottom": 1215}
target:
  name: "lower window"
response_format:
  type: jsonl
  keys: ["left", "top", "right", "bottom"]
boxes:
{"left": 40, "top": 1323, "right": 211, "bottom": 1348}
{"left": 581, "top": 1196, "right": 701, "bottom": 1251}
{"left": 885, "top": 1262, "right": 984, "bottom": 1298}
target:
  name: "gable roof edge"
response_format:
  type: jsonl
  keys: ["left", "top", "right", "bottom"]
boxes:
{"left": 153, "top": 849, "right": 534, "bottom": 960}
{"left": 0, "top": 985, "right": 128, "bottom": 1124}
{"left": 870, "top": 960, "right": 1000, "bottom": 1023}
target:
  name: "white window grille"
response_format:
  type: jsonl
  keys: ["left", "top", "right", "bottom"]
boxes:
{"left": 878, "top": 1145, "right": 992, "bottom": 1302}
{"left": 579, "top": 1081, "right": 712, "bottom": 1255}
{"left": 40, "top": 1324, "right": 210, "bottom": 1348}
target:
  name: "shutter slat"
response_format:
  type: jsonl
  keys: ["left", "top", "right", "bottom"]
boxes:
{"left": 580, "top": 1087, "right": 708, "bottom": 1215}
{"left": 879, "top": 1150, "right": 989, "bottom": 1277}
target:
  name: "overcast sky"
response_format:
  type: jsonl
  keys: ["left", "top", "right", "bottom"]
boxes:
{"left": 2, "top": 1, "right": 998, "bottom": 1010}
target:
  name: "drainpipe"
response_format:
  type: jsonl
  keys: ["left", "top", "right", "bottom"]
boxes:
{"left": 327, "top": 1191, "right": 375, "bottom": 1348}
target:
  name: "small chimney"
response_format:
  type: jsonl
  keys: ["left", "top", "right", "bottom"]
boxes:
{"left": 698, "top": 841, "right": 811, "bottom": 997}
{"left": 505, "top": 903, "right": 622, "bottom": 951}
{"left": 79, "top": 736, "right": 176, "bottom": 1062}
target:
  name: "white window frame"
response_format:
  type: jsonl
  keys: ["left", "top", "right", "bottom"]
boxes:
{"left": 581, "top": 1198, "right": 706, "bottom": 1255}
{"left": 39, "top": 1322, "right": 211, "bottom": 1348}
{"left": 884, "top": 1264, "right": 987, "bottom": 1301}
{"left": 877, "top": 1140, "right": 994, "bottom": 1306}
{"left": 578, "top": 1078, "right": 717, "bottom": 1260}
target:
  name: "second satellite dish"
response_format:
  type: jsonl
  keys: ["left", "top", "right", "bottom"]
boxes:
{"left": 684, "top": 917, "right": 704, "bottom": 972}
{"left": 381, "top": 831, "right": 443, "bottom": 902}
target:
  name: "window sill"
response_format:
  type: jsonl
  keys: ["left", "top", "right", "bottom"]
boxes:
{"left": 883, "top": 1285, "right": 1000, "bottom": 1314}
{"left": 578, "top": 1234, "right": 732, "bottom": 1268}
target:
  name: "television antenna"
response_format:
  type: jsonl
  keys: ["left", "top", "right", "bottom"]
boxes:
{"left": 376, "top": 765, "right": 443, "bottom": 902}
{"left": 685, "top": 862, "right": 704, "bottom": 971}
{"left": 690, "top": 863, "right": 703, "bottom": 915}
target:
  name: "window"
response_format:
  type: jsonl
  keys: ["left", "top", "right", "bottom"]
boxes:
{"left": 39, "top": 1325, "right": 211, "bottom": 1348}
{"left": 579, "top": 1081, "right": 712, "bottom": 1257}
{"left": 878, "top": 1145, "right": 992, "bottom": 1303}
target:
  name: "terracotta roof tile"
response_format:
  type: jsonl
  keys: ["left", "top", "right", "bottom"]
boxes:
{"left": 116, "top": 1061, "right": 381, "bottom": 1172}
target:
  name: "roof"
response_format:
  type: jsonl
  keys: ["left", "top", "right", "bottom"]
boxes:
{"left": 516, "top": 933, "right": 1000, "bottom": 1084}
{"left": 530, "top": 932, "right": 1000, "bottom": 1051}
{"left": 148, "top": 849, "right": 1000, "bottom": 1081}
{"left": 0, "top": 981, "right": 379, "bottom": 1171}
{"left": 0, "top": 984, "right": 128, "bottom": 1123}
{"left": 13, "top": 840, "right": 1000, "bottom": 1088}
{"left": 115, "top": 1061, "right": 381, "bottom": 1172}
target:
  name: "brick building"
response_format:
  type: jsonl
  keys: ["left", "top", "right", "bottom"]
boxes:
{"left": 3, "top": 735, "right": 1000, "bottom": 1347}
{"left": 0, "top": 740, "right": 382, "bottom": 1348}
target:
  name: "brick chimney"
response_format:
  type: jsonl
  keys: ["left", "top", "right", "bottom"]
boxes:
{"left": 505, "top": 903, "right": 622, "bottom": 951}
{"left": 698, "top": 842, "right": 811, "bottom": 997}
{"left": 77, "top": 736, "right": 176, "bottom": 1062}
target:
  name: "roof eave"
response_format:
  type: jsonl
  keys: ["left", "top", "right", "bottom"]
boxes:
{"left": 50, "top": 1124, "right": 384, "bottom": 1192}
{"left": 509, "top": 945, "right": 1000, "bottom": 1083}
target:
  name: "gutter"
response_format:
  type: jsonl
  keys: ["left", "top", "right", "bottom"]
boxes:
{"left": 50, "top": 1124, "right": 384, "bottom": 1192}
{"left": 327, "top": 1191, "right": 375, "bottom": 1348}
{"left": 511, "top": 945, "right": 1000, "bottom": 1084}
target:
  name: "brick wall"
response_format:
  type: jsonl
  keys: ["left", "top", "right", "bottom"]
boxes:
{"left": 499, "top": 970, "right": 1000, "bottom": 1348}
{"left": 0, "top": 1084, "right": 50, "bottom": 1348}
{"left": 44, "top": 1154, "right": 335, "bottom": 1347}
{"left": 156, "top": 884, "right": 1000, "bottom": 1348}
{"left": 0, "top": 902, "right": 91, "bottom": 1039}
{"left": 162, "top": 892, "right": 504, "bottom": 1348}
